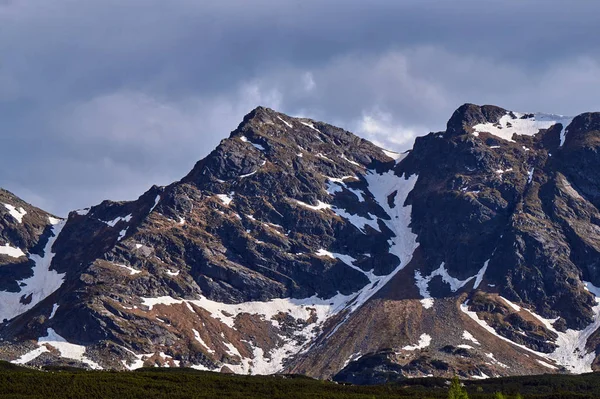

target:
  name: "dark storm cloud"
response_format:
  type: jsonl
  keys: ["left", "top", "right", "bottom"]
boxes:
{"left": 2, "top": 0, "right": 600, "bottom": 215}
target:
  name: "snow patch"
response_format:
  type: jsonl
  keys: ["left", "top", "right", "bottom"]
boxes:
{"left": 102, "top": 214, "right": 132, "bottom": 227}
{"left": 38, "top": 328, "right": 102, "bottom": 369}
{"left": 12, "top": 346, "right": 50, "bottom": 365}
{"left": 420, "top": 298, "right": 435, "bottom": 309}
{"left": 149, "top": 195, "right": 161, "bottom": 213}
{"left": 325, "top": 176, "right": 366, "bottom": 202}
{"left": 239, "top": 170, "right": 257, "bottom": 178}
{"left": 331, "top": 252, "right": 376, "bottom": 282}
{"left": 114, "top": 263, "right": 141, "bottom": 275}
{"left": 117, "top": 228, "right": 128, "bottom": 241}
{"left": 294, "top": 199, "right": 331, "bottom": 211}
{"left": 415, "top": 262, "right": 485, "bottom": 299}
{"left": 473, "top": 260, "right": 488, "bottom": 289}
{"left": 340, "top": 153, "right": 361, "bottom": 167}
{"left": 48, "top": 216, "right": 61, "bottom": 225}
{"left": 0, "top": 243, "right": 26, "bottom": 258}
{"left": 49, "top": 303, "right": 59, "bottom": 319}
{"left": 315, "top": 249, "right": 335, "bottom": 258}
{"left": 500, "top": 296, "right": 522, "bottom": 312}
{"left": 3, "top": 204, "right": 27, "bottom": 223}
{"left": 141, "top": 292, "right": 353, "bottom": 374}
{"left": 0, "top": 221, "right": 66, "bottom": 322}
{"left": 471, "top": 372, "right": 490, "bottom": 380}
{"left": 216, "top": 193, "right": 234, "bottom": 206}
{"left": 462, "top": 331, "right": 480, "bottom": 345}
{"left": 192, "top": 329, "right": 215, "bottom": 354}
{"left": 486, "top": 352, "right": 508, "bottom": 368}
{"left": 473, "top": 112, "right": 573, "bottom": 144}
{"left": 276, "top": 116, "right": 293, "bottom": 128}
{"left": 381, "top": 149, "right": 399, "bottom": 160}
{"left": 402, "top": 334, "right": 431, "bottom": 351}
{"left": 300, "top": 121, "right": 321, "bottom": 133}
{"left": 240, "top": 135, "right": 265, "bottom": 151}
{"left": 330, "top": 206, "right": 381, "bottom": 232}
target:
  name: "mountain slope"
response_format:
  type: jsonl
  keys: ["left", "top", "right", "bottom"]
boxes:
{"left": 2, "top": 104, "right": 600, "bottom": 382}
{"left": 0, "top": 189, "right": 63, "bottom": 323}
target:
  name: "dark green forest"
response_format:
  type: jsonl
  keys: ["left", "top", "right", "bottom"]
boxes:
{"left": 1, "top": 362, "right": 599, "bottom": 399}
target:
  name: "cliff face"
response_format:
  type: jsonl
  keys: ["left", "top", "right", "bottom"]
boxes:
{"left": 2, "top": 104, "right": 600, "bottom": 382}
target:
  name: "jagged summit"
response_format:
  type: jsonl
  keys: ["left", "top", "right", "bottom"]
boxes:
{"left": 183, "top": 106, "right": 392, "bottom": 185}
{"left": 3, "top": 104, "right": 600, "bottom": 383}
{"left": 446, "top": 103, "right": 508, "bottom": 136}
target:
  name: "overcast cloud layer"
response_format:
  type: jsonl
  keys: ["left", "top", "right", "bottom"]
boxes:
{"left": 2, "top": 0, "right": 600, "bottom": 215}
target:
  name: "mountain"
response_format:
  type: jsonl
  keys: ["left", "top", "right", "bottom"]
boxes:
{"left": 1, "top": 104, "right": 600, "bottom": 383}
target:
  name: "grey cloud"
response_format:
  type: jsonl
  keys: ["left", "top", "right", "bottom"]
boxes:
{"left": 2, "top": 0, "right": 600, "bottom": 215}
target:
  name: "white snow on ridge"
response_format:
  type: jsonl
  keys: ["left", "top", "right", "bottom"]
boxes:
{"left": 0, "top": 243, "right": 26, "bottom": 258}
{"left": 192, "top": 329, "right": 215, "bottom": 354}
{"left": 137, "top": 170, "right": 420, "bottom": 375}
{"left": 102, "top": 214, "right": 132, "bottom": 227}
{"left": 460, "top": 300, "right": 551, "bottom": 360}
{"left": 294, "top": 199, "right": 331, "bottom": 211}
{"left": 415, "top": 262, "right": 486, "bottom": 303}
{"left": 527, "top": 168, "right": 535, "bottom": 184}
{"left": 11, "top": 328, "right": 101, "bottom": 369}
{"left": 340, "top": 171, "right": 419, "bottom": 314}
{"left": 3, "top": 204, "right": 27, "bottom": 223}
{"left": 12, "top": 346, "right": 49, "bottom": 365}
{"left": 39, "top": 328, "right": 102, "bottom": 369}
{"left": 463, "top": 331, "right": 480, "bottom": 345}
{"left": 315, "top": 248, "right": 335, "bottom": 258}
{"left": 276, "top": 116, "right": 293, "bottom": 128}
{"left": 49, "top": 304, "right": 59, "bottom": 319}
{"left": 331, "top": 252, "right": 375, "bottom": 282}
{"left": 0, "top": 221, "right": 66, "bottom": 323}
{"left": 141, "top": 292, "right": 353, "bottom": 374}
{"left": 149, "top": 195, "right": 161, "bottom": 213}
{"left": 486, "top": 352, "right": 508, "bottom": 369}
{"left": 473, "top": 112, "right": 573, "bottom": 144}
{"left": 461, "top": 284, "right": 600, "bottom": 374}
{"left": 239, "top": 170, "right": 257, "bottom": 178}
{"left": 331, "top": 207, "right": 381, "bottom": 233}
{"left": 48, "top": 216, "right": 62, "bottom": 225}
{"left": 381, "top": 149, "right": 399, "bottom": 160}
{"left": 300, "top": 121, "right": 321, "bottom": 133}
{"left": 325, "top": 176, "right": 367, "bottom": 203}
{"left": 117, "top": 228, "right": 128, "bottom": 241}
{"left": 340, "top": 153, "right": 361, "bottom": 167}
{"left": 240, "top": 135, "right": 266, "bottom": 151}
{"left": 473, "top": 260, "right": 488, "bottom": 289}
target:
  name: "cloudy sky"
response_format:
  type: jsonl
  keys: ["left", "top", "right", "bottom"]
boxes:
{"left": 2, "top": 0, "right": 600, "bottom": 216}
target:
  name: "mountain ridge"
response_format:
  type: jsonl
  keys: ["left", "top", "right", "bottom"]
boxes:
{"left": 2, "top": 103, "right": 600, "bottom": 383}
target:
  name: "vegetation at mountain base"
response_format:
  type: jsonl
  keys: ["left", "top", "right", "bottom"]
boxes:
{"left": 1, "top": 362, "right": 600, "bottom": 399}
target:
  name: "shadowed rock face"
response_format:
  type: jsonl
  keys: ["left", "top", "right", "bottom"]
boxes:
{"left": 2, "top": 104, "right": 600, "bottom": 382}
{"left": 0, "top": 190, "right": 60, "bottom": 294}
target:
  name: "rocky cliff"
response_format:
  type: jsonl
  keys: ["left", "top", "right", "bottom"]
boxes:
{"left": 2, "top": 104, "right": 600, "bottom": 382}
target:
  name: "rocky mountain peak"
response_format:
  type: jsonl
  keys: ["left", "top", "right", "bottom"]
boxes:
{"left": 4, "top": 104, "right": 600, "bottom": 383}
{"left": 446, "top": 103, "right": 508, "bottom": 136}
{"left": 562, "top": 112, "right": 600, "bottom": 148}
